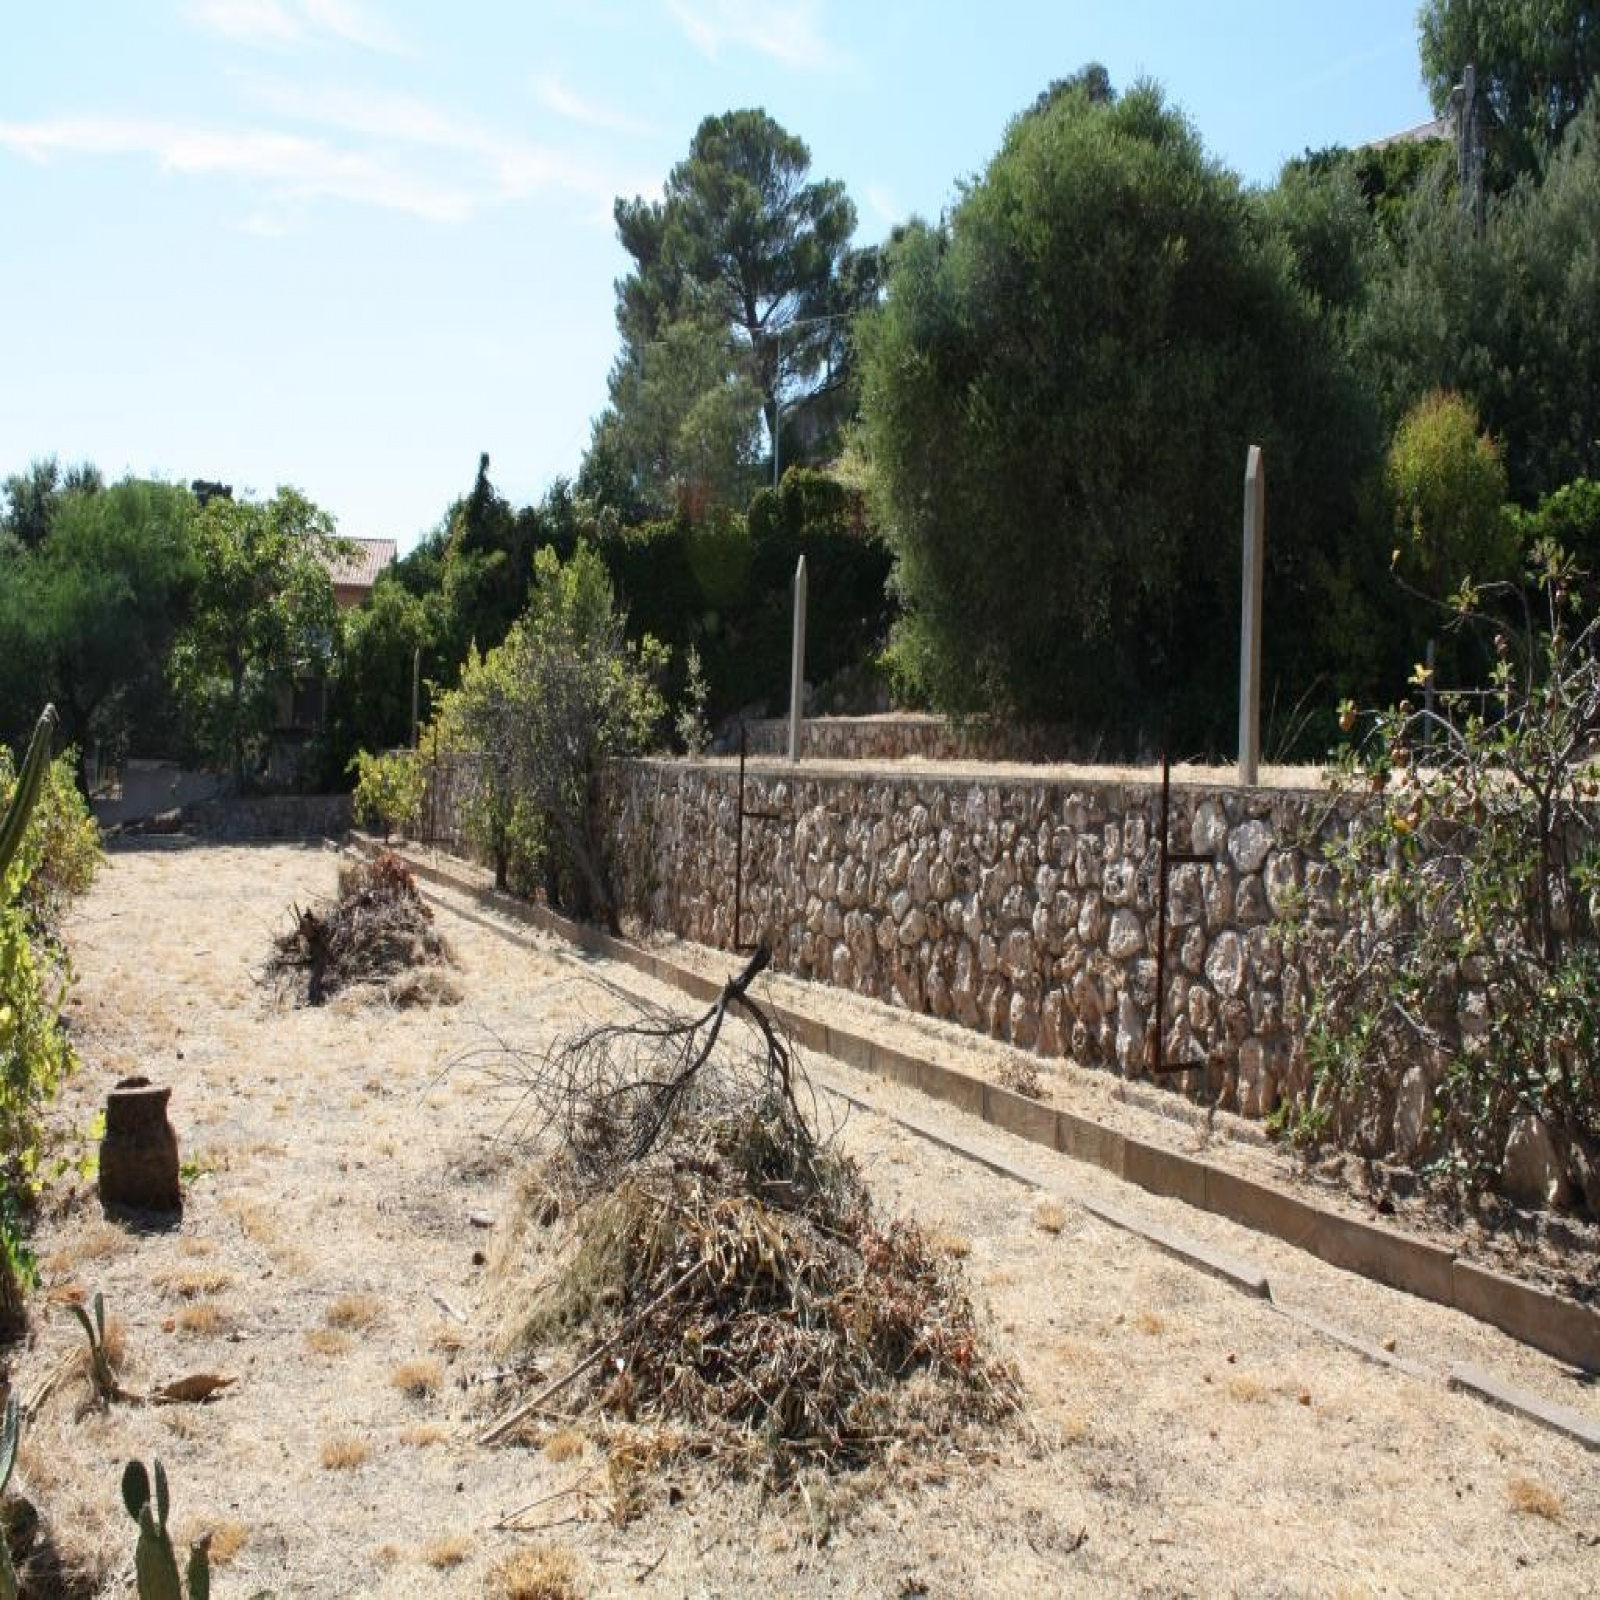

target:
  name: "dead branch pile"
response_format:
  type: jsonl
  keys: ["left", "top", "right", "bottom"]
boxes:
{"left": 267, "top": 851, "right": 454, "bottom": 1007}
{"left": 480, "top": 947, "right": 1019, "bottom": 1482}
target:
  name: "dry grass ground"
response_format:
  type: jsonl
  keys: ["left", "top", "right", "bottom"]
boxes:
{"left": 3, "top": 840, "right": 1596, "bottom": 1596}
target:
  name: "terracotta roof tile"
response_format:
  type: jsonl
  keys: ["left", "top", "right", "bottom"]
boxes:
{"left": 325, "top": 537, "right": 398, "bottom": 591}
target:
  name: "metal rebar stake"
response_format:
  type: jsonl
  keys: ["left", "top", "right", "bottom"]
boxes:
{"left": 1147, "top": 751, "right": 1211, "bottom": 1076}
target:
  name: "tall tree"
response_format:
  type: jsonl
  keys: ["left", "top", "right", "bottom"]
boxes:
{"left": 1355, "top": 95, "right": 1600, "bottom": 501}
{"left": 586, "top": 110, "right": 864, "bottom": 515}
{"left": 1, "top": 457, "right": 102, "bottom": 553}
{"left": 168, "top": 487, "right": 344, "bottom": 790}
{"left": 859, "top": 75, "right": 1379, "bottom": 751}
{"left": 1418, "top": 0, "right": 1599, "bottom": 183}
{"left": 0, "top": 479, "right": 198, "bottom": 774}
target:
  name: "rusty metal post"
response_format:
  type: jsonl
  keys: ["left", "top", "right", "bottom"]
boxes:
{"left": 1147, "top": 752, "right": 1210, "bottom": 1076}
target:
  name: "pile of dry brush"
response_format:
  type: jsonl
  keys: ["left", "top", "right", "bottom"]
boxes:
{"left": 267, "top": 851, "right": 455, "bottom": 1007}
{"left": 478, "top": 947, "right": 1019, "bottom": 1484}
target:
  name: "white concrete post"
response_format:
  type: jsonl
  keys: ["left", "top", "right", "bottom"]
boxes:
{"left": 1238, "top": 445, "right": 1264, "bottom": 787}
{"left": 788, "top": 555, "right": 807, "bottom": 763}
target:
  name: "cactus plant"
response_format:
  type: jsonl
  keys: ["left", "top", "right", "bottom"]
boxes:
{"left": 0, "top": 1395, "right": 20, "bottom": 1600}
{"left": 121, "top": 1459, "right": 210, "bottom": 1600}
{"left": 0, "top": 705, "right": 57, "bottom": 899}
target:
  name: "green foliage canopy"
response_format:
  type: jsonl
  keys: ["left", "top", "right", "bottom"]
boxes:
{"left": 584, "top": 109, "right": 867, "bottom": 518}
{"left": 1385, "top": 389, "right": 1515, "bottom": 591}
{"left": 168, "top": 487, "right": 343, "bottom": 790}
{"left": 0, "top": 480, "right": 198, "bottom": 771}
{"left": 860, "top": 78, "right": 1376, "bottom": 749}
{"left": 1418, "top": 0, "right": 1599, "bottom": 182}
{"left": 1356, "top": 96, "right": 1600, "bottom": 503}
{"left": 430, "top": 545, "right": 666, "bottom": 921}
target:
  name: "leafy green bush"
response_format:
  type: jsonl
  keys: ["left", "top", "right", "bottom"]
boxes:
{"left": 0, "top": 712, "right": 100, "bottom": 1322}
{"left": 1289, "top": 542, "right": 1600, "bottom": 1212}
{"left": 1385, "top": 390, "right": 1516, "bottom": 593}
{"left": 429, "top": 543, "right": 666, "bottom": 923}
{"left": 348, "top": 747, "right": 426, "bottom": 842}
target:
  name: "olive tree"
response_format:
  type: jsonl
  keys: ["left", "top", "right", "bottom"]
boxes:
{"left": 858, "top": 77, "right": 1374, "bottom": 753}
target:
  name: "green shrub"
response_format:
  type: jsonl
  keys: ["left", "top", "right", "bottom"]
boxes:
{"left": 0, "top": 713, "right": 100, "bottom": 1322}
{"left": 1287, "top": 542, "right": 1600, "bottom": 1211}
{"left": 349, "top": 748, "right": 426, "bottom": 842}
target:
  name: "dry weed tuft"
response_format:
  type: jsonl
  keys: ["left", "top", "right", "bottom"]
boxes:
{"left": 401, "top": 1423, "right": 448, "bottom": 1448}
{"left": 225, "top": 1199, "right": 280, "bottom": 1246}
{"left": 542, "top": 1428, "right": 585, "bottom": 1463}
{"left": 155, "top": 1266, "right": 233, "bottom": 1299}
{"left": 490, "top": 1544, "right": 582, "bottom": 1600}
{"left": 1034, "top": 1200, "right": 1067, "bottom": 1235}
{"left": 44, "top": 1222, "right": 126, "bottom": 1274}
{"left": 320, "top": 1435, "right": 371, "bottom": 1470}
{"left": 176, "top": 1303, "right": 229, "bottom": 1335}
{"left": 1507, "top": 1475, "right": 1563, "bottom": 1520}
{"left": 326, "top": 1293, "right": 383, "bottom": 1330}
{"left": 930, "top": 1229, "right": 972, "bottom": 1260}
{"left": 422, "top": 1535, "right": 472, "bottom": 1569}
{"left": 179, "top": 1236, "right": 217, "bottom": 1257}
{"left": 1134, "top": 1310, "right": 1166, "bottom": 1336}
{"left": 305, "top": 1328, "right": 351, "bottom": 1357}
{"left": 1226, "top": 1374, "right": 1268, "bottom": 1403}
{"left": 430, "top": 1321, "right": 467, "bottom": 1353}
{"left": 192, "top": 1520, "right": 248, "bottom": 1565}
{"left": 390, "top": 1359, "right": 443, "bottom": 1398}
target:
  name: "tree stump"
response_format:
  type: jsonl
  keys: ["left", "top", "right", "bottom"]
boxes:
{"left": 99, "top": 1076, "right": 181, "bottom": 1212}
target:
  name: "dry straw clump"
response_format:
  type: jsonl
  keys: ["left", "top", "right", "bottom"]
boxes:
{"left": 266, "top": 851, "right": 455, "bottom": 1007}
{"left": 481, "top": 945, "right": 1020, "bottom": 1487}
{"left": 389, "top": 1358, "right": 443, "bottom": 1398}
{"left": 319, "top": 1435, "right": 371, "bottom": 1471}
{"left": 1507, "top": 1475, "right": 1563, "bottom": 1520}
{"left": 490, "top": 1544, "right": 583, "bottom": 1600}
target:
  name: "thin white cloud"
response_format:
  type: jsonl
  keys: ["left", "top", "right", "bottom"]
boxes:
{"left": 666, "top": 0, "right": 845, "bottom": 71}
{"left": 188, "top": 0, "right": 304, "bottom": 46}
{"left": 188, "top": 0, "right": 413, "bottom": 55}
{"left": 1, "top": 114, "right": 477, "bottom": 221}
{"left": 534, "top": 73, "right": 657, "bottom": 138}
{"left": 0, "top": 88, "right": 652, "bottom": 226}
{"left": 241, "top": 79, "right": 633, "bottom": 203}
{"left": 299, "top": 0, "right": 412, "bottom": 55}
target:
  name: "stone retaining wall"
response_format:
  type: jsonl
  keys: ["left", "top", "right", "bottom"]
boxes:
{"left": 599, "top": 758, "right": 1347, "bottom": 1131}
{"left": 180, "top": 793, "right": 353, "bottom": 838}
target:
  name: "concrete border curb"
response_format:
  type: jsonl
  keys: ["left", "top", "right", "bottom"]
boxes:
{"left": 371, "top": 841, "right": 1599, "bottom": 1375}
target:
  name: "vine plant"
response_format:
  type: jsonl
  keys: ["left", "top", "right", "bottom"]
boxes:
{"left": 1289, "top": 541, "right": 1600, "bottom": 1211}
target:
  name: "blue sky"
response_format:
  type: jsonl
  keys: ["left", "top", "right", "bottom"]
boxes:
{"left": 1, "top": 1, "right": 1434, "bottom": 550}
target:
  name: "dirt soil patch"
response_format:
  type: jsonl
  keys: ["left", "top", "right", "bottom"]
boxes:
{"left": 2, "top": 840, "right": 1597, "bottom": 1596}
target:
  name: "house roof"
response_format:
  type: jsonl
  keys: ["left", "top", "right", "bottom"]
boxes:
{"left": 325, "top": 537, "right": 397, "bottom": 591}
{"left": 1362, "top": 116, "right": 1452, "bottom": 152}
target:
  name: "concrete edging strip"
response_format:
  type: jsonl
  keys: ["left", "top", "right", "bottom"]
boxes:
{"left": 1447, "top": 1364, "right": 1600, "bottom": 1454}
{"left": 371, "top": 841, "right": 1600, "bottom": 1375}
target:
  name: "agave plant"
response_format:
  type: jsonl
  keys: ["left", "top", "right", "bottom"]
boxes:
{"left": 0, "top": 1394, "right": 20, "bottom": 1599}
{"left": 0, "top": 705, "right": 58, "bottom": 902}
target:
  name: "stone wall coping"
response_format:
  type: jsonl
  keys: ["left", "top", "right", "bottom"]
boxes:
{"left": 615, "top": 753, "right": 1335, "bottom": 800}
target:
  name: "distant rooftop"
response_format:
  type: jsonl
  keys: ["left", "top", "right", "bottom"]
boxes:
{"left": 1362, "top": 115, "right": 1452, "bottom": 152}
{"left": 325, "top": 536, "right": 397, "bottom": 592}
